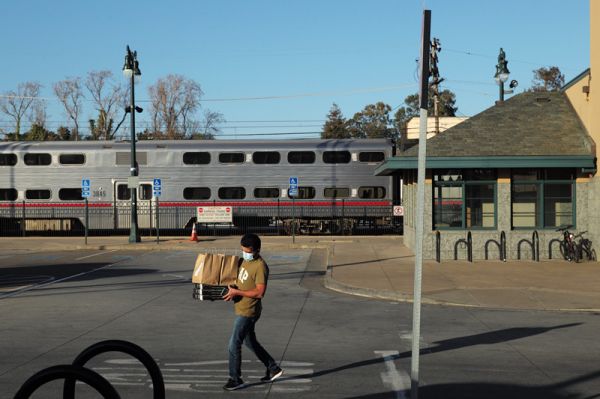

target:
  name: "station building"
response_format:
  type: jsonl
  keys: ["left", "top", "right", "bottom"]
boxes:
{"left": 376, "top": 2, "right": 599, "bottom": 260}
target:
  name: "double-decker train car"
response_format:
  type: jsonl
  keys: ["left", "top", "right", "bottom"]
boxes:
{"left": 0, "top": 139, "right": 399, "bottom": 235}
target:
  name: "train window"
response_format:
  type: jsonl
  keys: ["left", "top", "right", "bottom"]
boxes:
{"left": 116, "top": 152, "right": 147, "bottom": 165}
{"left": 288, "top": 151, "right": 315, "bottom": 164}
{"left": 253, "top": 152, "right": 280, "bottom": 164}
{"left": 358, "top": 186, "right": 386, "bottom": 199}
{"left": 24, "top": 153, "right": 51, "bottom": 166}
{"left": 219, "top": 153, "right": 245, "bottom": 163}
{"left": 58, "top": 188, "right": 83, "bottom": 201}
{"left": 26, "top": 189, "right": 51, "bottom": 200}
{"left": 184, "top": 187, "right": 211, "bottom": 200}
{"left": 254, "top": 187, "right": 279, "bottom": 198}
{"left": 0, "top": 188, "right": 18, "bottom": 201}
{"left": 219, "top": 187, "right": 246, "bottom": 199}
{"left": 292, "top": 186, "right": 316, "bottom": 199}
{"left": 139, "top": 184, "right": 152, "bottom": 200}
{"left": 117, "top": 184, "right": 131, "bottom": 200}
{"left": 0, "top": 154, "right": 17, "bottom": 166}
{"left": 59, "top": 154, "right": 85, "bottom": 165}
{"left": 323, "top": 151, "right": 351, "bottom": 164}
{"left": 324, "top": 187, "right": 350, "bottom": 198}
{"left": 183, "top": 152, "right": 211, "bottom": 165}
{"left": 358, "top": 152, "right": 385, "bottom": 163}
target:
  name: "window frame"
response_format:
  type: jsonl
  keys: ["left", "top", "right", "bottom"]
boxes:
{"left": 183, "top": 152, "right": 211, "bottom": 165}
{"left": 252, "top": 152, "right": 280, "bottom": 164}
{"left": 183, "top": 187, "right": 211, "bottom": 200}
{"left": 59, "top": 153, "right": 86, "bottom": 165}
{"left": 24, "top": 153, "right": 52, "bottom": 166}
{"left": 25, "top": 189, "right": 52, "bottom": 200}
{"left": 0, "top": 153, "right": 17, "bottom": 166}
{"left": 287, "top": 151, "right": 316, "bottom": 164}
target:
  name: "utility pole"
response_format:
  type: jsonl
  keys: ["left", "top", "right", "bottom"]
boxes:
{"left": 430, "top": 38, "right": 443, "bottom": 135}
{"left": 411, "top": 9, "right": 431, "bottom": 399}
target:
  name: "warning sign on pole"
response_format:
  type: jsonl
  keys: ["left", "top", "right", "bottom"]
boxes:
{"left": 393, "top": 206, "right": 404, "bottom": 217}
{"left": 197, "top": 206, "right": 233, "bottom": 223}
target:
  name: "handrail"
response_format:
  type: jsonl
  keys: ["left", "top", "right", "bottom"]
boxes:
{"left": 435, "top": 231, "right": 441, "bottom": 263}
{"left": 63, "top": 340, "right": 164, "bottom": 399}
{"left": 14, "top": 365, "right": 120, "bottom": 399}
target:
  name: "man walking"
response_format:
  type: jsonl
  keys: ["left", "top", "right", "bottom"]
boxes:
{"left": 222, "top": 233, "right": 283, "bottom": 390}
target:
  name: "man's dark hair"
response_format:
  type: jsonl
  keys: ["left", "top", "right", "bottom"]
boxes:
{"left": 241, "top": 233, "right": 261, "bottom": 252}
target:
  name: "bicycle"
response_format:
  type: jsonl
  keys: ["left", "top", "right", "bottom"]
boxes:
{"left": 573, "top": 230, "right": 597, "bottom": 262}
{"left": 556, "top": 225, "right": 580, "bottom": 262}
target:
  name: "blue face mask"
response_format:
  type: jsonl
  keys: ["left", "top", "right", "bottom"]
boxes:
{"left": 242, "top": 251, "right": 254, "bottom": 261}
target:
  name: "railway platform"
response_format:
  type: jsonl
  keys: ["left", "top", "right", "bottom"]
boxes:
{"left": 0, "top": 235, "right": 599, "bottom": 312}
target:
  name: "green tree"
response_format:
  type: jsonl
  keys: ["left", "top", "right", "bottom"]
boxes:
{"left": 348, "top": 102, "right": 394, "bottom": 139}
{"left": 394, "top": 88, "right": 457, "bottom": 150}
{"left": 23, "top": 123, "right": 57, "bottom": 141}
{"left": 56, "top": 126, "right": 71, "bottom": 141}
{"left": 321, "top": 103, "right": 350, "bottom": 139}
{"left": 89, "top": 110, "right": 114, "bottom": 140}
{"left": 530, "top": 66, "right": 565, "bottom": 92}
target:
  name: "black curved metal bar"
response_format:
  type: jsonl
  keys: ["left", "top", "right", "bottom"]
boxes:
{"left": 467, "top": 231, "right": 473, "bottom": 262}
{"left": 500, "top": 231, "right": 507, "bottom": 261}
{"left": 63, "top": 340, "right": 164, "bottom": 399}
{"left": 548, "top": 238, "right": 563, "bottom": 260}
{"left": 14, "top": 364, "right": 120, "bottom": 399}
{"left": 485, "top": 239, "right": 501, "bottom": 260}
{"left": 532, "top": 230, "right": 540, "bottom": 262}
{"left": 436, "top": 231, "right": 441, "bottom": 263}
{"left": 517, "top": 238, "right": 534, "bottom": 260}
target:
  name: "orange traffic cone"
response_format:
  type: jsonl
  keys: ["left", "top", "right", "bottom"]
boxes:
{"left": 190, "top": 223, "right": 199, "bottom": 242}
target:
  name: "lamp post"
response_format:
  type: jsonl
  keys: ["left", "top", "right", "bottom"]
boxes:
{"left": 494, "top": 48, "right": 510, "bottom": 102}
{"left": 123, "top": 45, "right": 142, "bottom": 243}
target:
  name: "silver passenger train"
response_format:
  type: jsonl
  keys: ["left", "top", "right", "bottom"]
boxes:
{"left": 0, "top": 139, "right": 398, "bottom": 234}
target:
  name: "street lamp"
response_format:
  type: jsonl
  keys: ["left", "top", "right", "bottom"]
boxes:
{"left": 494, "top": 48, "right": 518, "bottom": 102}
{"left": 123, "top": 45, "right": 142, "bottom": 243}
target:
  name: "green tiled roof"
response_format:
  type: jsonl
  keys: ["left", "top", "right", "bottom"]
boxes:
{"left": 401, "top": 91, "right": 593, "bottom": 158}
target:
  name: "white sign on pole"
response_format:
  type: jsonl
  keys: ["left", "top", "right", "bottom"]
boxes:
{"left": 197, "top": 206, "right": 233, "bottom": 223}
{"left": 393, "top": 206, "right": 404, "bottom": 217}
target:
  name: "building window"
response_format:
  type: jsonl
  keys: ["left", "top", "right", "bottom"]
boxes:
{"left": 219, "top": 187, "right": 246, "bottom": 199}
{"left": 184, "top": 187, "right": 211, "bottom": 200}
{"left": 324, "top": 187, "right": 350, "bottom": 198}
{"left": 433, "top": 169, "right": 496, "bottom": 229}
{"left": 288, "top": 151, "right": 315, "bottom": 164}
{"left": 183, "top": 152, "right": 211, "bottom": 165}
{"left": 358, "top": 152, "right": 385, "bottom": 163}
{"left": 219, "top": 153, "right": 244, "bottom": 163}
{"left": 254, "top": 187, "right": 279, "bottom": 198}
{"left": 0, "top": 188, "right": 18, "bottom": 201}
{"left": 26, "top": 189, "right": 51, "bottom": 200}
{"left": 511, "top": 168, "right": 574, "bottom": 228}
{"left": 59, "top": 154, "right": 85, "bottom": 165}
{"left": 0, "top": 154, "right": 17, "bottom": 166}
{"left": 58, "top": 188, "right": 83, "bottom": 201}
{"left": 253, "top": 152, "right": 280, "bottom": 164}
{"left": 323, "top": 151, "right": 351, "bottom": 164}
{"left": 358, "top": 186, "right": 386, "bottom": 199}
{"left": 24, "top": 153, "right": 51, "bottom": 166}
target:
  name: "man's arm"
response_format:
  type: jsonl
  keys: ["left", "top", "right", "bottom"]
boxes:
{"left": 223, "top": 283, "right": 266, "bottom": 301}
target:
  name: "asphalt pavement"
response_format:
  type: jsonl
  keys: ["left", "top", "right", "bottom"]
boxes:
{"left": 1, "top": 234, "right": 598, "bottom": 312}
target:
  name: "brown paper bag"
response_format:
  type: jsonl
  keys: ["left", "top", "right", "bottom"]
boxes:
{"left": 220, "top": 255, "right": 241, "bottom": 285}
{"left": 192, "top": 253, "right": 222, "bottom": 284}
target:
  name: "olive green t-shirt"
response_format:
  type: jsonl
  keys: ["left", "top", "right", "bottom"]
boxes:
{"left": 234, "top": 257, "right": 269, "bottom": 317}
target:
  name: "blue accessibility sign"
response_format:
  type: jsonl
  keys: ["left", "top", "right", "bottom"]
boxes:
{"left": 81, "top": 178, "right": 91, "bottom": 198}
{"left": 153, "top": 178, "right": 162, "bottom": 197}
{"left": 289, "top": 177, "right": 298, "bottom": 186}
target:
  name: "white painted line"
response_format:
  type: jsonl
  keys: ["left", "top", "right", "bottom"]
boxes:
{"left": 75, "top": 250, "right": 118, "bottom": 261}
{"left": 375, "top": 350, "right": 410, "bottom": 399}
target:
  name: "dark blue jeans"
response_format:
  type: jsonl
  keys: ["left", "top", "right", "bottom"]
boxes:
{"left": 228, "top": 315, "right": 277, "bottom": 381}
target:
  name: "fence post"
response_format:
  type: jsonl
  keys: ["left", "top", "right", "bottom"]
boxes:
{"left": 84, "top": 199, "right": 89, "bottom": 245}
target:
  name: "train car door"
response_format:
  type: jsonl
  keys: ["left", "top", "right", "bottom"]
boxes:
{"left": 113, "top": 180, "right": 154, "bottom": 229}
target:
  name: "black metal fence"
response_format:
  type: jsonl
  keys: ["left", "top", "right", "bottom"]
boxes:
{"left": 0, "top": 202, "right": 402, "bottom": 237}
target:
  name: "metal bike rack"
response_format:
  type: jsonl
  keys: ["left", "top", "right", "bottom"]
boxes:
{"left": 484, "top": 231, "right": 506, "bottom": 261}
{"left": 454, "top": 231, "right": 472, "bottom": 262}
{"left": 63, "top": 340, "right": 165, "bottom": 399}
{"left": 14, "top": 365, "right": 120, "bottom": 399}
{"left": 435, "top": 231, "right": 441, "bottom": 263}
{"left": 548, "top": 238, "right": 564, "bottom": 260}
{"left": 517, "top": 230, "right": 539, "bottom": 261}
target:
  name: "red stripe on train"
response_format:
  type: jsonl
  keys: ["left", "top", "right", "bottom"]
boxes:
{"left": 0, "top": 200, "right": 391, "bottom": 208}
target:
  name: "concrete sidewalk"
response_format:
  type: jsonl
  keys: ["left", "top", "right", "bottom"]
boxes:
{"left": 0, "top": 235, "right": 599, "bottom": 312}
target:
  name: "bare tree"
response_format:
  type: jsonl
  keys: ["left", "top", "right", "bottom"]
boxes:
{"left": 29, "top": 99, "right": 48, "bottom": 129}
{"left": 85, "top": 70, "right": 126, "bottom": 140}
{"left": 0, "top": 81, "right": 42, "bottom": 140}
{"left": 148, "top": 74, "right": 203, "bottom": 139}
{"left": 54, "top": 77, "right": 84, "bottom": 140}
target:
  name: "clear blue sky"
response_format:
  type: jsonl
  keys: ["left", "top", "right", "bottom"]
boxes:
{"left": 0, "top": 0, "right": 590, "bottom": 139}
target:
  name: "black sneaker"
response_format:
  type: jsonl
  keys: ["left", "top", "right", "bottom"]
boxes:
{"left": 260, "top": 367, "right": 283, "bottom": 382}
{"left": 223, "top": 378, "right": 245, "bottom": 391}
